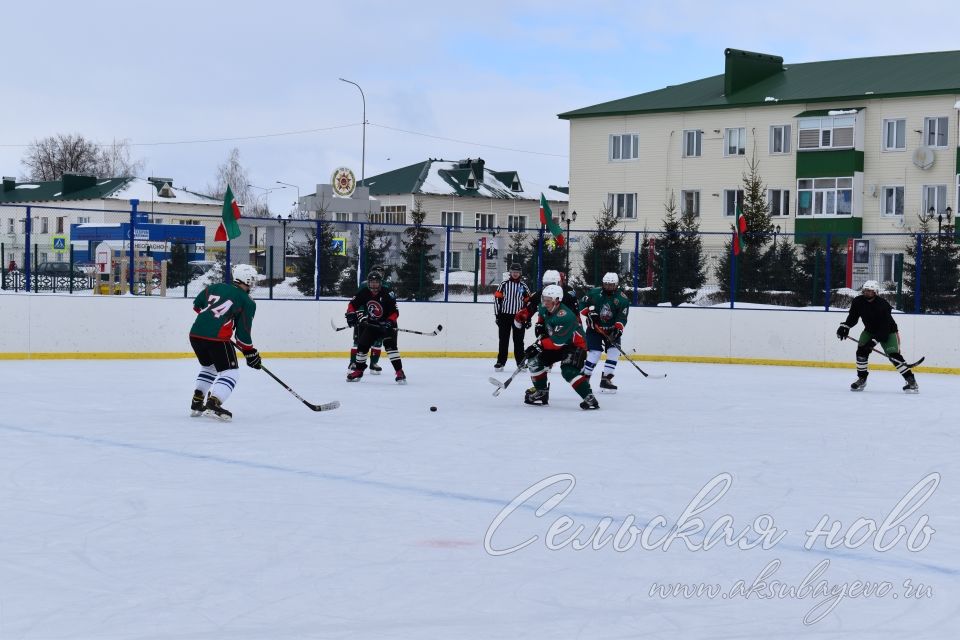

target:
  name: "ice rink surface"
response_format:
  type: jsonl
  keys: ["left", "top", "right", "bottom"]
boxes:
{"left": 0, "top": 357, "right": 957, "bottom": 639}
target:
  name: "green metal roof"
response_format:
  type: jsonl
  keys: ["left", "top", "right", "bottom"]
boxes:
{"left": 794, "top": 107, "right": 864, "bottom": 117}
{"left": 0, "top": 175, "right": 131, "bottom": 203}
{"left": 559, "top": 49, "right": 960, "bottom": 119}
{"left": 359, "top": 161, "right": 431, "bottom": 196}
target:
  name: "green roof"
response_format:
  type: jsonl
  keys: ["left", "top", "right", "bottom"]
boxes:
{"left": 559, "top": 48, "right": 960, "bottom": 119}
{"left": 359, "top": 161, "right": 431, "bottom": 195}
{"left": 0, "top": 175, "right": 131, "bottom": 203}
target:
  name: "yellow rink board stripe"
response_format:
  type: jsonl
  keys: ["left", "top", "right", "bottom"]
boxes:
{"left": 0, "top": 350, "right": 954, "bottom": 375}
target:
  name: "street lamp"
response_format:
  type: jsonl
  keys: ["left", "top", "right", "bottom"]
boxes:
{"left": 276, "top": 180, "right": 301, "bottom": 218}
{"left": 560, "top": 209, "right": 577, "bottom": 274}
{"left": 247, "top": 184, "right": 286, "bottom": 215}
{"left": 937, "top": 206, "right": 953, "bottom": 235}
{"left": 339, "top": 77, "right": 367, "bottom": 183}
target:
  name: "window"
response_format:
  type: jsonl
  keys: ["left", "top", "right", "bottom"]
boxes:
{"left": 371, "top": 205, "right": 406, "bottom": 225}
{"left": 440, "top": 251, "right": 461, "bottom": 270}
{"left": 607, "top": 193, "right": 637, "bottom": 219}
{"left": 475, "top": 212, "right": 496, "bottom": 231}
{"left": 768, "top": 189, "right": 791, "bottom": 216}
{"left": 882, "top": 118, "right": 906, "bottom": 151}
{"left": 879, "top": 252, "right": 902, "bottom": 284}
{"left": 798, "top": 116, "right": 855, "bottom": 150}
{"left": 41, "top": 217, "right": 49, "bottom": 234}
{"left": 922, "top": 185, "right": 948, "bottom": 215}
{"left": 682, "top": 130, "right": 702, "bottom": 157}
{"left": 797, "top": 178, "right": 853, "bottom": 216}
{"left": 441, "top": 211, "right": 462, "bottom": 230}
{"left": 881, "top": 186, "right": 904, "bottom": 216}
{"left": 152, "top": 218, "right": 164, "bottom": 224}
{"left": 334, "top": 212, "right": 351, "bottom": 222}
{"left": 510, "top": 178, "right": 522, "bottom": 192}
{"left": 923, "top": 117, "right": 948, "bottom": 148}
{"left": 466, "top": 176, "right": 477, "bottom": 189}
{"left": 724, "top": 128, "right": 746, "bottom": 156}
{"left": 178, "top": 219, "right": 200, "bottom": 225}
{"left": 723, "top": 189, "right": 745, "bottom": 216}
{"left": 681, "top": 190, "right": 700, "bottom": 216}
{"left": 78, "top": 216, "right": 91, "bottom": 224}
{"left": 6, "top": 218, "right": 12, "bottom": 233}
{"left": 769, "top": 125, "right": 792, "bottom": 154}
{"left": 507, "top": 214, "right": 527, "bottom": 232}
{"left": 56, "top": 217, "right": 65, "bottom": 233}
{"left": 609, "top": 134, "right": 639, "bottom": 161}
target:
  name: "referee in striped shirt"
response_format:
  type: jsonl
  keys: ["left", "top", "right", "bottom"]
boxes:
{"left": 493, "top": 263, "right": 531, "bottom": 370}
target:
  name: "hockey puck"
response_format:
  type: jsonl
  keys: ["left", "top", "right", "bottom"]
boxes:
{"left": 430, "top": 406, "right": 437, "bottom": 412}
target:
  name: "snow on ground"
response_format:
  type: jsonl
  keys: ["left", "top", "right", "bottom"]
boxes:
{"left": 0, "top": 358, "right": 957, "bottom": 639}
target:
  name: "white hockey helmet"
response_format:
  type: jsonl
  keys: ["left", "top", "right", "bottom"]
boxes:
{"left": 861, "top": 280, "right": 880, "bottom": 293}
{"left": 602, "top": 272, "right": 619, "bottom": 286}
{"left": 542, "top": 284, "right": 564, "bottom": 304}
{"left": 542, "top": 269, "right": 561, "bottom": 285}
{"left": 232, "top": 263, "right": 258, "bottom": 288}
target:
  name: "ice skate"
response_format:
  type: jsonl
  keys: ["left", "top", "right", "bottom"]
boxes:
{"left": 202, "top": 395, "right": 232, "bottom": 421}
{"left": 850, "top": 375, "right": 867, "bottom": 392}
{"left": 347, "top": 363, "right": 366, "bottom": 382}
{"left": 370, "top": 363, "right": 383, "bottom": 375}
{"left": 494, "top": 362, "right": 505, "bottom": 372}
{"left": 902, "top": 374, "right": 919, "bottom": 394}
{"left": 599, "top": 374, "right": 617, "bottom": 394}
{"left": 524, "top": 387, "right": 549, "bottom": 406}
{"left": 395, "top": 369, "right": 407, "bottom": 384}
{"left": 580, "top": 394, "right": 600, "bottom": 410}
{"left": 190, "top": 390, "right": 206, "bottom": 417}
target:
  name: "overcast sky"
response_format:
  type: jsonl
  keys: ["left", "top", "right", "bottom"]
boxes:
{"left": 2, "top": 0, "right": 959, "bottom": 213}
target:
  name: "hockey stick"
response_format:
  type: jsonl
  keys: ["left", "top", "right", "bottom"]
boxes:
{"left": 330, "top": 317, "right": 350, "bottom": 332}
{"left": 233, "top": 343, "right": 340, "bottom": 412}
{"left": 610, "top": 345, "right": 665, "bottom": 378}
{"left": 842, "top": 335, "right": 925, "bottom": 369}
{"left": 489, "top": 360, "right": 528, "bottom": 396}
{"left": 398, "top": 324, "right": 443, "bottom": 336}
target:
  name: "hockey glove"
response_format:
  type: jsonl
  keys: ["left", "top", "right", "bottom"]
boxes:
{"left": 534, "top": 322, "right": 547, "bottom": 338}
{"left": 523, "top": 342, "right": 543, "bottom": 361}
{"left": 836, "top": 324, "right": 850, "bottom": 340}
{"left": 243, "top": 348, "right": 262, "bottom": 369}
{"left": 346, "top": 311, "right": 362, "bottom": 328}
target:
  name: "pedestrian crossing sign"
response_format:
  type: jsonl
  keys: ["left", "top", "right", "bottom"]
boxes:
{"left": 52, "top": 235, "right": 67, "bottom": 253}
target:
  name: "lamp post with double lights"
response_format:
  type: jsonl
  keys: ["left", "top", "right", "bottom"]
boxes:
{"left": 339, "top": 77, "right": 367, "bottom": 183}
{"left": 559, "top": 209, "right": 577, "bottom": 275}
{"left": 276, "top": 180, "right": 301, "bottom": 218}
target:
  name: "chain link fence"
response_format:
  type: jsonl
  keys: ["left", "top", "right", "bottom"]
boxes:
{"left": 3, "top": 201, "right": 959, "bottom": 313}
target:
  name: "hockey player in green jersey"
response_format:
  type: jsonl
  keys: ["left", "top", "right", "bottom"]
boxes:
{"left": 188, "top": 264, "right": 262, "bottom": 421}
{"left": 579, "top": 272, "right": 630, "bottom": 393}
{"left": 523, "top": 285, "right": 598, "bottom": 410}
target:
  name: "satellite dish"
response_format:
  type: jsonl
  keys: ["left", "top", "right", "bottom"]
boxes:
{"left": 912, "top": 147, "right": 935, "bottom": 170}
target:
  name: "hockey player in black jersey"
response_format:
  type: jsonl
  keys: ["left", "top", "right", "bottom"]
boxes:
{"left": 836, "top": 280, "right": 918, "bottom": 393}
{"left": 344, "top": 272, "right": 407, "bottom": 383}
{"left": 514, "top": 269, "right": 579, "bottom": 330}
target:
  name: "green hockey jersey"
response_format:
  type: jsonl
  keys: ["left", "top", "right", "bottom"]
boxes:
{"left": 580, "top": 287, "right": 630, "bottom": 331}
{"left": 189, "top": 282, "right": 257, "bottom": 348}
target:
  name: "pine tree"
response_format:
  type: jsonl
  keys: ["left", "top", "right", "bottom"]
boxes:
{"left": 578, "top": 203, "right": 626, "bottom": 288}
{"left": 904, "top": 218, "right": 960, "bottom": 313}
{"left": 395, "top": 199, "right": 441, "bottom": 300}
{"left": 653, "top": 192, "right": 706, "bottom": 306}
{"left": 506, "top": 232, "right": 534, "bottom": 283}
{"left": 293, "top": 212, "right": 349, "bottom": 297}
{"left": 763, "top": 233, "right": 800, "bottom": 304}
{"left": 167, "top": 242, "right": 191, "bottom": 288}
{"left": 796, "top": 236, "right": 847, "bottom": 307}
{"left": 715, "top": 154, "right": 774, "bottom": 302}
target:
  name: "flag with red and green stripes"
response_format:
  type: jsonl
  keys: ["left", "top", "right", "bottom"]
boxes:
{"left": 215, "top": 184, "right": 242, "bottom": 241}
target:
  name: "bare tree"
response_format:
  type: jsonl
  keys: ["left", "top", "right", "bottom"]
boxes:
{"left": 207, "top": 148, "right": 264, "bottom": 216}
{"left": 20, "top": 133, "right": 143, "bottom": 180}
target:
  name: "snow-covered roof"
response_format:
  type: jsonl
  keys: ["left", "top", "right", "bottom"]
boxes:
{"left": 108, "top": 178, "right": 221, "bottom": 206}
{"left": 418, "top": 160, "right": 568, "bottom": 201}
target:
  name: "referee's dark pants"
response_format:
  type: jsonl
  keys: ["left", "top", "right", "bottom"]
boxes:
{"left": 496, "top": 313, "right": 525, "bottom": 366}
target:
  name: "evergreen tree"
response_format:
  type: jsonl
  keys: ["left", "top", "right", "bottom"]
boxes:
{"left": 338, "top": 226, "right": 394, "bottom": 296}
{"left": 762, "top": 232, "right": 801, "bottom": 304}
{"left": 796, "top": 236, "right": 847, "bottom": 307}
{"left": 506, "top": 231, "right": 534, "bottom": 284}
{"left": 904, "top": 218, "right": 960, "bottom": 313}
{"left": 167, "top": 242, "right": 191, "bottom": 288}
{"left": 395, "top": 199, "right": 441, "bottom": 300}
{"left": 715, "top": 154, "right": 775, "bottom": 302}
{"left": 293, "top": 213, "right": 349, "bottom": 297}
{"left": 525, "top": 229, "right": 566, "bottom": 286}
{"left": 653, "top": 192, "right": 706, "bottom": 306}
{"left": 578, "top": 203, "right": 627, "bottom": 288}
